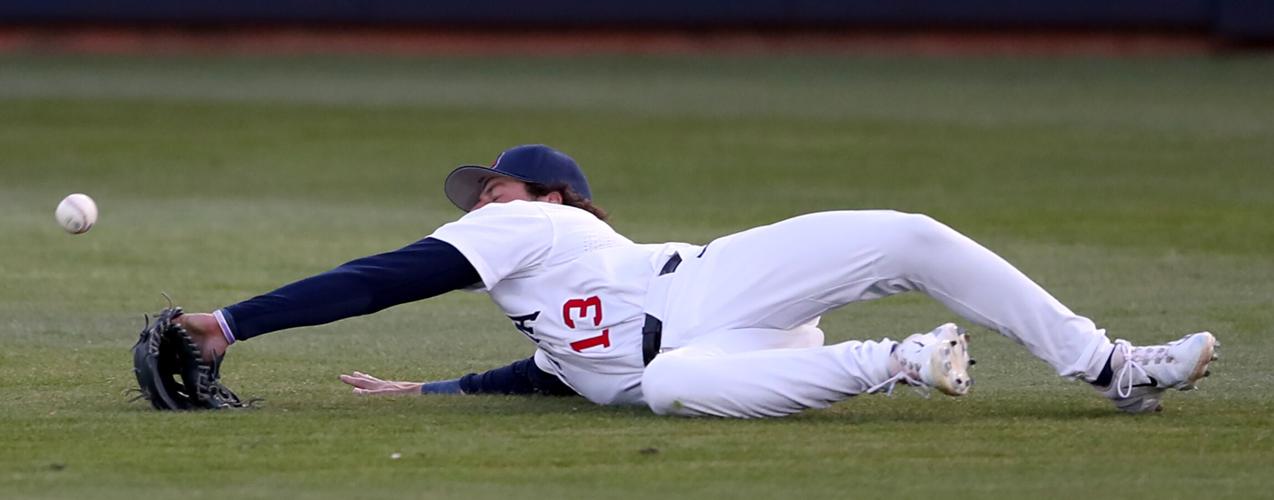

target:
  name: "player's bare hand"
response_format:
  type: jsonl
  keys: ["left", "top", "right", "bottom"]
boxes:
{"left": 174, "top": 313, "right": 229, "bottom": 362}
{"left": 339, "top": 371, "right": 423, "bottom": 396}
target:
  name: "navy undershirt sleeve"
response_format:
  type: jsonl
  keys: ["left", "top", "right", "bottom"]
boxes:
{"left": 221, "top": 237, "right": 480, "bottom": 341}
{"left": 456, "top": 356, "right": 577, "bottom": 396}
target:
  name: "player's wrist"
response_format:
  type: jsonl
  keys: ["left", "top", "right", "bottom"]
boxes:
{"left": 212, "top": 309, "right": 237, "bottom": 345}
{"left": 420, "top": 378, "right": 465, "bottom": 395}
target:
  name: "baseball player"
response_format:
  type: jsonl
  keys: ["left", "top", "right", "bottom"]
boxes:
{"left": 173, "top": 144, "right": 1217, "bottom": 418}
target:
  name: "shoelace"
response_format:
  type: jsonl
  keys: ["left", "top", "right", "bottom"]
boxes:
{"left": 1113, "top": 342, "right": 1145, "bottom": 398}
{"left": 865, "top": 369, "right": 930, "bottom": 398}
{"left": 1113, "top": 340, "right": 1172, "bottom": 398}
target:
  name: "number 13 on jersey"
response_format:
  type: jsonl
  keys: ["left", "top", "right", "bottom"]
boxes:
{"left": 562, "top": 296, "right": 611, "bottom": 353}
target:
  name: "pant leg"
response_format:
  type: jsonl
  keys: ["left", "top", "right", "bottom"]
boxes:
{"left": 659, "top": 210, "right": 1112, "bottom": 381}
{"left": 641, "top": 333, "right": 896, "bottom": 418}
{"left": 682, "top": 322, "right": 826, "bottom": 354}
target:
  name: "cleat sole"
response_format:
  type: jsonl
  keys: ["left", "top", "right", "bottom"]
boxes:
{"left": 928, "top": 324, "right": 973, "bottom": 396}
{"left": 1177, "top": 332, "right": 1216, "bottom": 391}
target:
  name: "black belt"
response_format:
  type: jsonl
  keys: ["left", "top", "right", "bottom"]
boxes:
{"left": 642, "top": 253, "right": 682, "bottom": 366}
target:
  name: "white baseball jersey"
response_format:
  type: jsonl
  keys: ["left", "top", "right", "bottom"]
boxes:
{"left": 429, "top": 200, "right": 694, "bottom": 405}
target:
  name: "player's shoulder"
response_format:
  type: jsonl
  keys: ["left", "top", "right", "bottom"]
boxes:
{"left": 465, "top": 200, "right": 595, "bottom": 223}
{"left": 456, "top": 199, "right": 544, "bottom": 220}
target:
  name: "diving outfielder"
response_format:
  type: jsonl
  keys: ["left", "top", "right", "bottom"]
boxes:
{"left": 175, "top": 144, "right": 1218, "bottom": 418}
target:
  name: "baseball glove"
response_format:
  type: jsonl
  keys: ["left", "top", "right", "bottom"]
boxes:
{"left": 131, "top": 305, "right": 249, "bottom": 410}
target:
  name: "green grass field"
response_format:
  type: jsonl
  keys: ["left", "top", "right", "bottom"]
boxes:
{"left": 1, "top": 53, "right": 1272, "bottom": 499}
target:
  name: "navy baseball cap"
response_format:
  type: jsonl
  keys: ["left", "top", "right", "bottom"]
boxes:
{"left": 444, "top": 144, "right": 592, "bottom": 211}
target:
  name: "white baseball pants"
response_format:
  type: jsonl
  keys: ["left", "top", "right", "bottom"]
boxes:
{"left": 640, "top": 210, "right": 1114, "bottom": 418}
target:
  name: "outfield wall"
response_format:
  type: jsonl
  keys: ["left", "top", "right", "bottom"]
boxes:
{"left": 2, "top": 0, "right": 1271, "bottom": 42}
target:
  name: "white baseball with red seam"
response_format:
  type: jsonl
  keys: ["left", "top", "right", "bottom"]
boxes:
{"left": 55, "top": 193, "right": 98, "bottom": 234}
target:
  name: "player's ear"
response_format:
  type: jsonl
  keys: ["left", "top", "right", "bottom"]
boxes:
{"left": 540, "top": 191, "right": 564, "bottom": 205}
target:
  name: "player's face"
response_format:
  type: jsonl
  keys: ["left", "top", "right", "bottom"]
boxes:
{"left": 473, "top": 177, "right": 547, "bottom": 210}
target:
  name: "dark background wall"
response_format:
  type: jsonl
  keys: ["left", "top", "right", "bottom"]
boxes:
{"left": 2, "top": 0, "right": 1271, "bottom": 42}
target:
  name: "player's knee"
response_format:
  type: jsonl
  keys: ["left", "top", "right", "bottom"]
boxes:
{"left": 789, "top": 324, "right": 825, "bottom": 348}
{"left": 641, "top": 355, "right": 697, "bottom": 416}
{"left": 884, "top": 212, "right": 959, "bottom": 251}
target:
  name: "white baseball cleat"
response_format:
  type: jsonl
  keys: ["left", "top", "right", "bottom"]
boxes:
{"left": 870, "top": 323, "right": 973, "bottom": 396}
{"left": 1098, "top": 332, "right": 1218, "bottom": 413}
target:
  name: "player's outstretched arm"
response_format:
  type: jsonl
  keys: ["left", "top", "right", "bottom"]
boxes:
{"left": 175, "top": 237, "right": 481, "bottom": 360}
{"left": 340, "top": 356, "right": 578, "bottom": 397}
{"left": 218, "top": 237, "right": 481, "bottom": 341}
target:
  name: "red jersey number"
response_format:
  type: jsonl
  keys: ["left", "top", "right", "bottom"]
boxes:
{"left": 562, "top": 296, "right": 611, "bottom": 352}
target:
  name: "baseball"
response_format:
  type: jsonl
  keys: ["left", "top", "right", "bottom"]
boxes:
{"left": 55, "top": 193, "right": 98, "bottom": 234}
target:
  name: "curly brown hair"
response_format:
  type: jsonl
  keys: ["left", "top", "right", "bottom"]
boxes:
{"left": 525, "top": 182, "right": 609, "bottom": 222}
